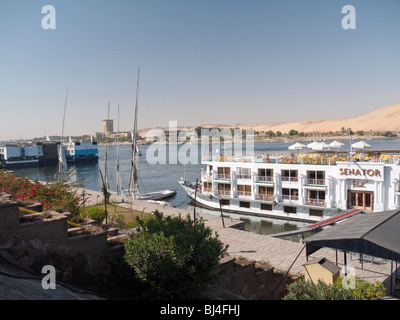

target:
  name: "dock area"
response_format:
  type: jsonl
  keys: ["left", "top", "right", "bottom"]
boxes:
{"left": 83, "top": 188, "right": 398, "bottom": 293}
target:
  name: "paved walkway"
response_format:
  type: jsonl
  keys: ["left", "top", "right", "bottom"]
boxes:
{"left": 83, "top": 188, "right": 399, "bottom": 296}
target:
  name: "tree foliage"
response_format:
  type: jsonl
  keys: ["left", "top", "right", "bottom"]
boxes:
{"left": 124, "top": 210, "right": 228, "bottom": 299}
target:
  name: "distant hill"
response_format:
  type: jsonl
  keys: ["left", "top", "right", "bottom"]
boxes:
{"left": 139, "top": 103, "right": 400, "bottom": 137}
{"left": 200, "top": 103, "right": 400, "bottom": 134}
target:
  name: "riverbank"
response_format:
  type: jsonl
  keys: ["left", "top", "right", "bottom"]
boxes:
{"left": 81, "top": 187, "right": 397, "bottom": 293}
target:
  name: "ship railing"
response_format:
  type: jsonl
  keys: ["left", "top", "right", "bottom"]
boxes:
{"left": 216, "top": 173, "right": 230, "bottom": 180}
{"left": 202, "top": 188, "right": 212, "bottom": 193}
{"left": 304, "top": 198, "right": 326, "bottom": 207}
{"left": 281, "top": 195, "right": 299, "bottom": 201}
{"left": 255, "top": 194, "right": 274, "bottom": 201}
{"left": 256, "top": 176, "right": 273, "bottom": 182}
{"left": 306, "top": 178, "right": 326, "bottom": 186}
{"left": 281, "top": 176, "right": 298, "bottom": 182}
{"left": 236, "top": 174, "right": 251, "bottom": 180}
{"left": 214, "top": 190, "right": 231, "bottom": 196}
{"left": 203, "top": 152, "right": 400, "bottom": 165}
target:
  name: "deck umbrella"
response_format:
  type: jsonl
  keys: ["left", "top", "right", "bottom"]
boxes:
{"left": 288, "top": 142, "right": 307, "bottom": 157}
{"left": 288, "top": 142, "right": 307, "bottom": 150}
{"left": 351, "top": 140, "right": 371, "bottom": 150}
{"left": 311, "top": 142, "right": 330, "bottom": 151}
{"left": 329, "top": 140, "right": 344, "bottom": 150}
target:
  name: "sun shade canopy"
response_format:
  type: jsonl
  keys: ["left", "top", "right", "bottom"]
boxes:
{"left": 305, "top": 210, "right": 400, "bottom": 262}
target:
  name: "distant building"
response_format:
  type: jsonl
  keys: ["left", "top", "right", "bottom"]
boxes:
{"left": 103, "top": 119, "right": 114, "bottom": 134}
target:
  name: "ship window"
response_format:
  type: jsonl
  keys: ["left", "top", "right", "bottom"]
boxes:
{"left": 306, "top": 171, "right": 325, "bottom": 185}
{"left": 238, "top": 184, "right": 251, "bottom": 196}
{"left": 217, "top": 183, "right": 231, "bottom": 196}
{"left": 220, "top": 199, "right": 230, "bottom": 206}
{"left": 310, "top": 209, "right": 323, "bottom": 217}
{"left": 260, "top": 203, "right": 272, "bottom": 211}
{"left": 239, "top": 201, "right": 250, "bottom": 208}
{"left": 217, "top": 167, "right": 230, "bottom": 179}
{"left": 284, "top": 206, "right": 296, "bottom": 214}
{"left": 203, "top": 182, "right": 212, "bottom": 192}
{"left": 237, "top": 167, "right": 251, "bottom": 179}
{"left": 282, "top": 188, "right": 299, "bottom": 201}
{"left": 281, "top": 170, "right": 298, "bottom": 182}
{"left": 258, "top": 168, "right": 273, "bottom": 182}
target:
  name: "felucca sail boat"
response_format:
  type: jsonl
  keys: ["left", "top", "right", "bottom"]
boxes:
{"left": 127, "top": 68, "right": 176, "bottom": 201}
{"left": 56, "top": 88, "right": 68, "bottom": 178}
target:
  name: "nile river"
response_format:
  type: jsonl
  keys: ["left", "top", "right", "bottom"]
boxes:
{"left": 10, "top": 139, "right": 400, "bottom": 240}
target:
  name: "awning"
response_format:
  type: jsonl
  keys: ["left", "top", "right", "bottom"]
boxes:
{"left": 305, "top": 210, "right": 400, "bottom": 262}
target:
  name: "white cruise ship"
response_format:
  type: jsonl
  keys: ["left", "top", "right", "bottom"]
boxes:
{"left": 179, "top": 150, "right": 400, "bottom": 223}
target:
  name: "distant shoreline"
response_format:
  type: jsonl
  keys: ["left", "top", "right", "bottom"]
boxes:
{"left": 98, "top": 135, "right": 395, "bottom": 146}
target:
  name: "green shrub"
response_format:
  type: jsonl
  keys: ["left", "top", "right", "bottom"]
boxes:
{"left": 124, "top": 210, "right": 228, "bottom": 299}
{"left": 337, "top": 276, "right": 386, "bottom": 300}
{"left": 284, "top": 276, "right": 386, "bottom": 300}
{"left": 80, "top": 206, "right": 106, "bottom": 225}
{"left": 283, "top": 278, "right": 358, "bottom": 300}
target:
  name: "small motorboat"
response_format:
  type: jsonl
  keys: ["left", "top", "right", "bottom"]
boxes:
{"left": 140, "top": 189, "right": 177, "bottom": 201}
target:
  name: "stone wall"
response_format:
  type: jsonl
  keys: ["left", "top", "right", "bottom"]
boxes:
{"left": 211, "top": 256, "right": 297, "bottom": 300}
{"left": 0, "top": 197, "right": 126, "bottom": 291}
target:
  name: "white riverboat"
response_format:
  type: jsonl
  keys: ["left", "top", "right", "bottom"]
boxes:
{"left": 179, "top": 148, "right": 400, "bottom": 223}
{"left": 63, "top": 140, "right": 99, "bottom": 163}
{"left": 0, "top": 144, "right": 42, "bottom": 168}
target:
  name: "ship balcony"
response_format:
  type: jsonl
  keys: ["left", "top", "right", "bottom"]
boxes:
{"left": 281, "top": 177, "right": 298, "bottom": 183}
{"left": 202, "top": 187, "right": 212, "bottom": 193}
{"left": 237, "top": 191, "right": 252, "bottom": 197}
{"left": 255, "top": 176, "right": 274, "bottom": 183}
{"left": 214, "top": 190, "right": 231, "bottom": 197}
{"left": 281, "top": 195, "right": 299, "bottom": 201}
{"left": 255, "top": 194, "right": 274, "bottom": 201}
{"left": 216, "top": 173, "right": 231, "bottom": 180}
{"left": 236, "top": 174, "right": 251, "bottom": 180}
{"left": 304, "top": 198, "right": 326, "bottom": 207}
{"left": 305, "top": 178, "right": 326, "bottom": 186}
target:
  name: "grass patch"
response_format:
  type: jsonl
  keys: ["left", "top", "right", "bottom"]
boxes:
{"left": 83, "top": 203, "right": 153, "bottom": 229}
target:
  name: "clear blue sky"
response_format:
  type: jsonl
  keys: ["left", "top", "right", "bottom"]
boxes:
{"left": 1, "top": 0, "right": 400, "bottom": 140}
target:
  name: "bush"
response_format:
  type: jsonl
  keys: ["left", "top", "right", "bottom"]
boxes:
{"left": 124, "top": 210, "right": 228, "bottom": 299}
{"left": 80, "top": 206, "right": 106, "bottom": 225}
{"left": 337, "top": 276, "right": 386, "bottom": 300}
{"left": 283, "top": 278, "right": 358, "bottom": 300}
{"left": 0, "top": 169, "right": 84, "bottom": 217}
{"left": 284, "top": 276, "right": 386, "bottom": 300}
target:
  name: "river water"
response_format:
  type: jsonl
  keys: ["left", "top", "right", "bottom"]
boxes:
{"left": 10, "top": 138, "right": 400, "bottom": 240}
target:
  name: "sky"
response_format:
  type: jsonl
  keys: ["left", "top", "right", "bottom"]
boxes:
{"left": 1, "top": 0, "right": 400, "bottom": 140}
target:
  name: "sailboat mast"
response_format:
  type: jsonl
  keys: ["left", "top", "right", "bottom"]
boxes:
{"left": 116, "top": 104, "right": 123, "bottom": 195}
{"left": 128, "top": 68, "right": 140, "bottom": 199}
{"left": 57, "top": 88, "right": 68, "bottom": 177}
{"left": 104, "top": 102, "right": 110, "bottom": 190}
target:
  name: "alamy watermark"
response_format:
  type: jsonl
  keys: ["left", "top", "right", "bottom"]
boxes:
{"left": 41, "top": 5, "right": 56, "bottom": 30}
{"left": 41, "top": 265, "right": 56, "bottom": 290}
{"left": 144, "top": 121, "right": 254, "bottom": 165}
{"left": 340, "top": 265, "right": 356, "bottom": 289}
{"left": 341, "top": 5, "right": 356, "bottom": 30}
{"left": 40, "top": 4, "right": 356, "bottom": 31}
